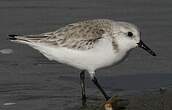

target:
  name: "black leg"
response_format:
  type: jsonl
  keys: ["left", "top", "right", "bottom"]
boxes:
{"left": 91, "top": 76, "right": 110, "bottom": 100}
{"left": 80, "top": 71, "right": 86, "bottom": 106}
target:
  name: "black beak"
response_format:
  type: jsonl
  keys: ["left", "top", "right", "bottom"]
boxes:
{"left": 137, "top": 40, "right": 156, "bottom": 56}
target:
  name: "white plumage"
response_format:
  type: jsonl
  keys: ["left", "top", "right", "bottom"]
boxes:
{"left": 9, "top": 19, "right": 156, "bottom": 103}
{"left": 28, "top": 36, "right": 127, "bottom": 75}
{"left": 10, "top": 19, "right": 141, "bottom": 76}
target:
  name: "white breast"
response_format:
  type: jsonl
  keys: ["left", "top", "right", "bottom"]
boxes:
{"left": 29, "top": 37, "right": 126, "bottom": 73}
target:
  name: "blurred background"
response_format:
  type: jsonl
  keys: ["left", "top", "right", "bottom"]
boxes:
{"left": 0, "top": 0, "right": 172, "bottom": 110}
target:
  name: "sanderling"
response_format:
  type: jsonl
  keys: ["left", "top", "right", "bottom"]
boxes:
{"left": 9, "top": 19, "right": 156, "bottom": 105}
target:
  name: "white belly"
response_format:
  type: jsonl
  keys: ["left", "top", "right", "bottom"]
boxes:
{"left": 29, "top": 38, "right": 126, "bottom": 73}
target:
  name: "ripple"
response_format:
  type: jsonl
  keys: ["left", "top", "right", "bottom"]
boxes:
{"left": 0, "top": 48, "right": 13, "bottom": 54}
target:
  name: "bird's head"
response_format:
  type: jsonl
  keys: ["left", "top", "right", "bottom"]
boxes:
{"left": 112, "top": 21, "right": 156, "bottom": 56}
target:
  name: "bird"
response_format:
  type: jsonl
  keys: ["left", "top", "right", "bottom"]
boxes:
{"left": 9, "top": 19, "right": 156, "bottom": 106}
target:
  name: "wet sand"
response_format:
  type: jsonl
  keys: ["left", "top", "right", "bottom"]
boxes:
{"left": 0, "top": 0, "right": 172, "bottom": 109}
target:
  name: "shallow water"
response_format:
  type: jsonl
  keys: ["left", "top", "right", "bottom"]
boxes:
{"left": 0, "top": 0, "right": 172, "bottom": 109}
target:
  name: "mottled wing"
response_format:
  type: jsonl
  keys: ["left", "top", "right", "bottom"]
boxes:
{"left": 25, "top": 19, "right": 113, "bottom": 50}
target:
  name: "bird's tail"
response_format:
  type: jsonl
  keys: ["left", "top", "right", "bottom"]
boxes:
{"left": 8, "top": 34, "right": 38, "bottom": 45}
{"left": 9, "top": 34, "right": 30, "bottom": 43}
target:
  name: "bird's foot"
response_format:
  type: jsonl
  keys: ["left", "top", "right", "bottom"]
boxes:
{"left": 101, "top": 96, "right": 129, "bottom": 110}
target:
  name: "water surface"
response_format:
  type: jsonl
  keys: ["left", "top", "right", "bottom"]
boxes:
{"left": 0, "top": 0, "right": 172, "bottom": 109}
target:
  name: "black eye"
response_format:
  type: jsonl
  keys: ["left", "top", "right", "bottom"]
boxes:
{"left": 127, "top": 32, "right": 133, "bottom": 37}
